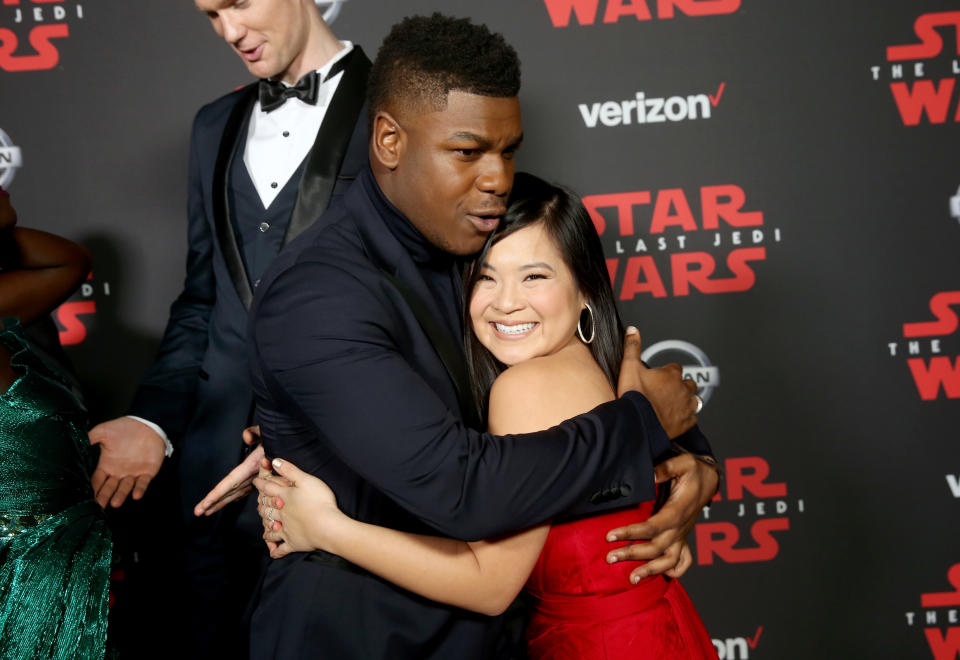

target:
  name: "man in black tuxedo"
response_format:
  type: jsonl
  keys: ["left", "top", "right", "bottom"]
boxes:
{"left": 246, "top": 14, "right": 719, "bottom": 658}
{"left": 85, "top": 0, "right": 370, "bottom": 653}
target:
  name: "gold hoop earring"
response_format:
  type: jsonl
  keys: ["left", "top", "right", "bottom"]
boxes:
{"left": 577, "top": 303, "right": 595, "bottom": 344}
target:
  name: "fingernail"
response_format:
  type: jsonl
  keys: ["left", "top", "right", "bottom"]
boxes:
{"left": 626, "top": 326, "right": 638, "bottom": 335}
{"left": 631, "top": 574, "right": 641, "bottom": 584}
{"left": 607, "top": 533, "right": 618, "bottom": 542}
{"left": 272, "top": 458, "right": 283, "bottom": 469}
{"left": 607, "top": 554, "right": 618, "bottom": 564}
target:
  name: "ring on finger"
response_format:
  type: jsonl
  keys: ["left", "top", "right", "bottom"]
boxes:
{"left": 266, "top": 507, "right": 275, "bottom": 523}
{"left": 261, "top": 494, "right": 268, "bottom": 507}
{"left": 693, "top": 395, "right": 703, "bottom": 414}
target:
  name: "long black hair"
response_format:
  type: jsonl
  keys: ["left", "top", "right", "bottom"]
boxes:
{"left": 464, "top": 172, "right": 625, "bottom": 420}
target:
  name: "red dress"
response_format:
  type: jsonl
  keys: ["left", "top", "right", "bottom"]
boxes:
{"left": 524, "top": 500, "right": 719, "bottom": 659}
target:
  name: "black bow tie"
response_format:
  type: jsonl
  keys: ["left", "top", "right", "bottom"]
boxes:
{"left": 257, "top": 51, "right": 352, "bottom": 113}
{"left": 258, "top": 71, "right": 320, "bottom": 113}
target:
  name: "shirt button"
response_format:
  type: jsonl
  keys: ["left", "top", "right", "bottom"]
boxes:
{"left": 282, "top": 131, "right": 290, "bottom": 137}
{"left": 270, "top": 182, "right": 278, "bottom": 189}
{"left": 259, "top": 222, "right": 270, "bottom": 233}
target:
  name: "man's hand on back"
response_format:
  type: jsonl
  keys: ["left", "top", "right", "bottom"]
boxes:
{"left": 616, "top": 327, "right": 700, "bottom": 439}
{"left": 605, "top": 452, "right": 720, "bottom": 582}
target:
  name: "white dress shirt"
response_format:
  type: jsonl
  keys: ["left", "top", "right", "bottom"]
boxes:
{"left": 244, "top": 41, "right": 354, "bottom": 209}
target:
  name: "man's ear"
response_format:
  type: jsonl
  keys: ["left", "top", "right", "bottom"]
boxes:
{"left": 371, "top": 111, "right": 404, "bottom": 170}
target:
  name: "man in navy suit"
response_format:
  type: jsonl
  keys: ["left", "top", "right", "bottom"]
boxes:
{"left": 246, "top": 14, "right": 719, "bottom": 658}
{"left": 85, "top": 0, "right": 370, "bottom": 653}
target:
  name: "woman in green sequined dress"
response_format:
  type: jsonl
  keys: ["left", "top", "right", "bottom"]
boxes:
{"left": 0, "top": 185, "right": 112, "bottom": 658}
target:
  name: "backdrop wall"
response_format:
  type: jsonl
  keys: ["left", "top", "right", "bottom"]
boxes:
{"left": 2, "top": 1, "right": 959, "bottom": 658}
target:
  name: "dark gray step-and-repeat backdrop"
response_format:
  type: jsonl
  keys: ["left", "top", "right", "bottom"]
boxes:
{"left": 3, "top": 1, "right": 959, "bottom": 658}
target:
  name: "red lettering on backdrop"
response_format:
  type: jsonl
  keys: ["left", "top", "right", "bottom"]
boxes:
{"left": 889, "top": 80, "right": 956, "bottom": 126}
{"left": 701, "top": 185, "right": 763, "bottom": 229}
{"left": 886, "top": 12, "right": 960, "bottom": 61}
{"left": 605, "top": 258, "right": 619, "bottom": 289}
{"left": 720, "top": 456, "right": 788, "bottom": 500}
{"left": 925, "top": 627, "right": 960, "bottom": 660}
{"left": 0, "top": 24, "right": 69, "bottom": 72}
{"left": 922, "top": 564, "right": 960, "bottom": 608}
{"left": 543, "top": 0, "right": 738, "bottom": 27}
{"left": 907, "top": 357, "right": 960, "bottom": 400}
{"left": 56, "top": 301, "right": 95, "bottom": 346}
{"left": 583, "top": 191, "right": 651, "bottom": 236}
{"left": 695, "top": 518, "right": 790, "bottom": 564}
{"left": 903, "top": 291, "right": 960, "bottom": 338}
{"left": 603, "top": 0, "right": 651, "bottom": 23}
{"left": 670, "top": 247, "right": 765, "bottom": 296}
{"left": 543, "top": 0, "right": 601, "bottom": 27}
{"left": 619, "top": 255, "right": 668, "bottom": 299}
{"left": 585, "top": 186, "right": 762, "bottom": 235}
{"left": 656, "top": 0, "right": 739, "bottom": 18}
{"left": 650, "top": 188, "right": 697, "bottom": 233}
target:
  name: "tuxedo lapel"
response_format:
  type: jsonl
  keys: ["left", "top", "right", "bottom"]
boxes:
{"left": 212, "top": 84, "right": 258, "bottom": 309}
{"left": 284, "top": 47, "right": 372, "bottom": 247}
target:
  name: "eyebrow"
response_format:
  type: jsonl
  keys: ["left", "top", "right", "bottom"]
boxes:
{"left": 448, "top": 132, "right": 491, "bottom": 148}
{"left": 481, "top": 262, "right": 556, "bottom": 272}
{"left": 197, "top": 0, "right": 230, "bottom": 12}
{"left": 447, "top": 132, "right": 525, "bottom": 151}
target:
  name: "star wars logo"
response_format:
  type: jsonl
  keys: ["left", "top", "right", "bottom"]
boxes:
{"left": 711, "top": 626, "right": 764, "bottom": 660}
{"left": 55, "top": 271, "right": 108, "bottom": 346}
{"left": 0, "top": 0, "right": 84, "bottom": 73}
{"left": 693, "top": 456, "right": 803, "bottom": 565}
{"left": 887, "top": 291, "right": 960, "bottom": 400}
{"left": 543, "top": 0, "right": 740, "bottom": 28}
{"left": 904, "top": 564, "right": 960, "bottom": 660}
{"left": 869, "top": 11, "right": 960, "bottom": 126}
{"left": 584, "top": 184, "right": 780, "bottom": 299}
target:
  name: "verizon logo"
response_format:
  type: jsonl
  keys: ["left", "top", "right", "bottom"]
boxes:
{"left": 579, "top": 83, "right": 725, "bottom": 127}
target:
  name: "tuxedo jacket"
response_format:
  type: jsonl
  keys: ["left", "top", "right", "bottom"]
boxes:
{"left": 129, "top": 48, "right": 371, "bottom": 515}
{"left": 247, "top": 168, "right": 714, "bottom": 659}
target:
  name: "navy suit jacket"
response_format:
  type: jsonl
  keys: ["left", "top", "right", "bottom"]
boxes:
{"left": 247, "top": 168, "right": 713, "bottom": 658}
{"left": 129, "top": 48, "right": 371, "bottom": 514}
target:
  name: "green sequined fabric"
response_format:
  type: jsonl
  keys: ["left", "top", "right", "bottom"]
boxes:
{"left": 0, "top": 319, "right": 111, "bottom": 659}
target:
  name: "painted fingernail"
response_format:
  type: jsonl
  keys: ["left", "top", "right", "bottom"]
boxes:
{"left": 272, "top": 458, "right": 283, "bottom": 469}
{"left": 607, "top": 554, "right": 618, "bottom": 564}
{"left": 607, "top": 533, "right": 618, "bottom": 542}
{"left": 631, "top": 574, "right": 641, "bottom": 584}
{"left": 626, "top": 326, "right": 638, "bottom": 335}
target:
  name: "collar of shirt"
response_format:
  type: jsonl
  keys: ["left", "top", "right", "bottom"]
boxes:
{"left": 243, "top": 41, "right": 354, "bottom": 209}
{"left": 361, "top": 166, "right": 456, "bottom": 269}
{"left": 360, "top": 166, "right": 465, "bottom": 340}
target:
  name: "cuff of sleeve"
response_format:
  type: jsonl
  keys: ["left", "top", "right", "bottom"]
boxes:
{"left": 125, "top": 415, "right": 174, "bottom": 458}
{"left": 620, "top": 391, "right": 670, "bottom": 461}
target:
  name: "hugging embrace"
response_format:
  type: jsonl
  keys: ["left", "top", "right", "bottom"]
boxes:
{"left": 241, "top": 13, "right": 720, "bottom": 660}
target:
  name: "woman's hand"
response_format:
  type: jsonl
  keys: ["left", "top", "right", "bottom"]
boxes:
{"left": 254, "top": 458, "right": 344, "bottom": 559}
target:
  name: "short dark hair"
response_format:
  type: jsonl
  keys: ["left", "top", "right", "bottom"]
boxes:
{"left": 464, "top": 173, "right": 626, "bottom": 419}
{"left": 367, "top": 13, "right": 521, "bottom": 126}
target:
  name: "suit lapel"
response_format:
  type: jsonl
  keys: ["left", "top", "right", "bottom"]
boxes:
{"left": 212, "top": 84, "right": 258, "bottom": 309}
{"left": 384, "top": 262, "right": 481, "bottom": 429}
{"left": 346, "top": 182, "right": 481, "bottom": 428}
{"left": 284, "top": 47, "right": 372, "bottom": 247}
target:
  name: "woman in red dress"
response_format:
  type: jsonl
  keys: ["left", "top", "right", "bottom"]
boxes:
{"left": 257, "top": 173, "right": 719, "bottom": 659}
